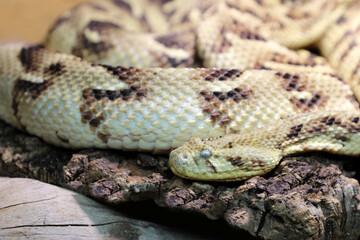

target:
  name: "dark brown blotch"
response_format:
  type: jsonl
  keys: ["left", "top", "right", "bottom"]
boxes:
{"left": 325, "top": 117, "right": 336, "bottom": 126}
{"left": 81, "top": 110, "right": 93, "bottom": 120}
{"left": 220, "top": 116, "right": 231, "bottom": 126}
{"left": 130, "top": 84, "right": 141, "bottom": 90}
{"left": 227, "top": 156, "right": 244, "bottom": 167}
{"left": 213, "top": 91, "right": 222, "bottom": 97}
{"left": 310, "top": 93, "right": 321, "bottom": 104}
{"left": 82, "top": 88, "right": 93, "bottom": 99}
{"left": 112, "top": 0, "right": 131, "bottom": 11}
{"left": 202, "top": 105, "right": 213, "bottom": 113}
{"left": 226, "top": 90, "right": 237, "bottom": 98}
{"left": 18, "top": 45, "right": 44, "bottom": 72}
{"left": 225, "top": 2, "right": 241, "bottom": 11}
{"left": 89, "top": 118, "right": 101, "bottom": 127}
{"left": 210, "top": 111, "right": 221, "bottom": 120}
{"left": 200, "top": 86, "right": 252, "bottom": 104}
{"left": 239, "top": 29, "right": 266, "bottom": 41}
{"left": 136, "top": 89, "right": 147, "bottom": 97}
{"left": 287, "top": 124, "right": 303, "bottom": 139}
{"left": 13, "top": 78, "right": 52, "bottom": 100}
{"left": 336, "top": 16, "right": 346, "bottom": 24}
{"left": 204, "top": 69, "right": 242, "bottom": 81}
{"left": 335, "top": 135, "right": 349, "bottom": 142}
{"left": 218, "top": 93, "right": 227, "bottom": 101}
{"left": 97, "top": 132, "right": 111, "bottom": 143}
{"left": 167, "top": 57, "right": 192, "bottom": 68}
{"left": 277, "top": 72, "right": 304, "bottom": 91}
{"left": 120, "top": 89, "right": 132, "bottom": 97}
{"left": 204, "top": 94, "right": 214, "bottom": 101}
{"left": 206, "top": 160, "right": 217, "bottom": 173}
{"left": 290, "top": 93, "right": 325, "bottom": 111}
{"left": 106, "top": 90, "right": 121, "bottom": 100}
{"left": 351, "top": 117, "right": 359, "bottom": 123}
{"left": 85, "top": 97, "right": 96, "bottom": 105}
{"left": 200, "top": 90, "right": 209, "bottom": 95}
{"left": 96, "top": 64, "right": 140, "bottom": 81}
{"left": 234, "top": 87, "right": 252, "bottom": 99}
{"left": 155, "top": 33, "right": 186, "bottom": 49}
{"left": 340, "top": 40, "right": 357, "bottom": 61}
{"left": 87, "top": 20, "right": 121, "bottom": 33}
{"left": 328, "top": 74, "right": 344, "bottom": 83}
{"left": 73, "top": 37, "right": 114, "bottom": 58}
{"left": 93, "top": 89, "right": 107, "bottom": 100}
{"left": 83, "top": 85, "right": 146, "bottom": 103}
{"left": 44, "top": 62, "right": 66, "bottom": 76}
{"left": 205, "top": 76, "right": 215, "bottom": 81}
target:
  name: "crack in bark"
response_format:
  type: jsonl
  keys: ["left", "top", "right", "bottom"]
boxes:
{"left": 0, "top": 196, "right": 60, "bottom": 210}
{"left": 340, "top": 187, "right": 347, "bottom": 232}
{"left": 256, "top": 210, "right": 267, "bottom": 237}
{"left": 1, "top": 220, "right": 149, "bottom": 230}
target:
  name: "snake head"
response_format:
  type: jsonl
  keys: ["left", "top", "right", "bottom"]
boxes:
{"left": 169, "top": 136, "right": 282, "bottom": 181}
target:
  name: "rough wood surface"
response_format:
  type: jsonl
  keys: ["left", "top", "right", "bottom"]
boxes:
{"left": 1, "top": 120, "right": 360, "bottom": 239}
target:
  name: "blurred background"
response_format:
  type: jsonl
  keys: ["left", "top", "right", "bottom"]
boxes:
{"left": 0, "top": 0, "right": 88, "bottom": 42}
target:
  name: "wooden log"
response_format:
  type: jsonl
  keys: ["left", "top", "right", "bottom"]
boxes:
{"left": 0, "top": 177, "right": 237, "bottom": 239}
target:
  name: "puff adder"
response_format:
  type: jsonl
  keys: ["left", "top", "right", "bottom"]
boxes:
{"left": 1, "top": 0, "right": 360, "bottom": 181}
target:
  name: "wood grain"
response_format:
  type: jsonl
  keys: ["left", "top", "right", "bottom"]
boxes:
{"left": 0, "top": 177, "right": 207, "bottom": 239}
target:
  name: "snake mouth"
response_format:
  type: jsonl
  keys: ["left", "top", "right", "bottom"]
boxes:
{"left": 168, "top": 151, "right": 191, "bottom": 178}
{"left": 168, "top": 149, "right": 211, "bottom": 180}
{"left": 169, "top": 148, "right": 236, "bottom": 181}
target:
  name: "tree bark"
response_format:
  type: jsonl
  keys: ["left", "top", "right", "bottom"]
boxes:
{"left": 1, "top": 120, "right": 360, "bottom": 239}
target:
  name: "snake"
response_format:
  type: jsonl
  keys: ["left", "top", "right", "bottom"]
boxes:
{"left": 1, "top": 0, "right": 360, "bottom": 181}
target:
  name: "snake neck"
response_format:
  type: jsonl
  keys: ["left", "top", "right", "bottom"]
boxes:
{"left": 276, "top": 112, "right": 360, "bottom": 157}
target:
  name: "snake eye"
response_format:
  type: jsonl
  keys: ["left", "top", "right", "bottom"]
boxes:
{"left": 199, "top": 149, "right": 212, "bottom": 160}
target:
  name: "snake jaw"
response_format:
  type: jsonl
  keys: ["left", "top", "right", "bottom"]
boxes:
{"left": 169, "top": 137, "right": 218, "bottom": 180}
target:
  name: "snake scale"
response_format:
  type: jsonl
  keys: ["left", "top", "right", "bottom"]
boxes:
{"left": 1, "top": 0, "right": 360, "bottom": 181}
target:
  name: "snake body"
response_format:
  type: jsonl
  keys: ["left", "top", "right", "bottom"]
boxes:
{"left": 1, "top": 0, "right": 360, "bottom": 181}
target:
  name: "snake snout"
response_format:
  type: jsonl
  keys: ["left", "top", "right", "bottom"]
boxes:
{"left": 168, "top": 138, "right": 215, "bottom": 179}
{"left": 169, "top": 149, "right": 194, "bottom": 175}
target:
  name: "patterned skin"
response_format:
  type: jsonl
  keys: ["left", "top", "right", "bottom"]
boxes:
{"left": 1, "top": 0, "right": 360, "bottom": 181}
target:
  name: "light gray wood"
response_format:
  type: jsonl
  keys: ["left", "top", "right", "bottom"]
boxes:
{"left": 0, "top": 177, "right": 207, "bottom": 240}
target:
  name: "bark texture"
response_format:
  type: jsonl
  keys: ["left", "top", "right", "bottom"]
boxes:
{"left": 0, "top": 177, "right": 234, "bottom": 240}
{"left": 1, "top": 120, "right": 360, "bottom": 240}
